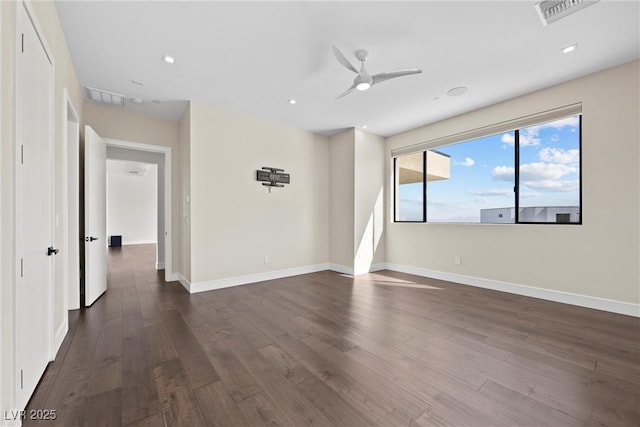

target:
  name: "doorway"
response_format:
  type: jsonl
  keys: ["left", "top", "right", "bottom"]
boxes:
{"left": 104, "top": 140, "right": 172, "bottom": 278}
{"left": 63, "top": 90, "right": 80, "bottom": 314}
{"left": 78, "top": 136, "right": 173, "bottom": 308}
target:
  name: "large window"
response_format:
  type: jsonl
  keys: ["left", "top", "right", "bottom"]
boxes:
{"left": 394, "top": 114, "right": 582, "bottom": 224}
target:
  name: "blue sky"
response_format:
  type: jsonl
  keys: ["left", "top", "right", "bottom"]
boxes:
{"left": 397, "top": 115, "right": 581, "bottom": 222}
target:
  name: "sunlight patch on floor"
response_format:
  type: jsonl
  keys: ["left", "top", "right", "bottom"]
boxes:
{"left": 353, "top": 273, "right": 442, "bottom": 290}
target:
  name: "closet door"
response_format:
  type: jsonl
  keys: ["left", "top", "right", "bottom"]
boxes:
{"left": 15, "top": 1, "right": 54, "bottom": 410}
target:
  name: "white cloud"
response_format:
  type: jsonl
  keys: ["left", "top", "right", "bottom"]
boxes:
{"left": 519, "top": 192, "right": 541, "bottom": 199}
{"left": 550, "top": 135, "right": 560, "bottom": 142}
{"left": 501, "top": 133, "right": 515, "bottom": 145}
{"left": 468, "top": 189, "right": 512, "bottom": 196}
{"left": 501, "top": 130, "right": 540, "bottom": 146}
{"left": 519, "top": 129, "right": 541, "bottom": 147}
{"left": 472, "top": 197, "right": 489, "bottom": 204}
{"left": 520, "top": 162, "right": 576, "bottom": 181}
{"left": 522, "top": 180, "right": 579, "bottom": 192}
{"left": 492, "top": 166, "right": 515, "bottom": 181}
{"left": 539, "top": 147, "right": 579, "bottom": 164}
{"left": 455, "top": 157, "right": 475, "bottom": 167}
{"left": 501, "top": 116, "right": 578, "bottom": 148}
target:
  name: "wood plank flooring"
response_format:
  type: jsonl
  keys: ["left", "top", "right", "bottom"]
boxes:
{"left": 25, "top": 244, "right": 640, "bottom": 426}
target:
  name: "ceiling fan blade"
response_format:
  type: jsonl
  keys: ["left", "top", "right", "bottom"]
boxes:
{"left": 372, "top": 69, "right": 422, "bottom": 85}
{"left": 332, "top": 46, "right": 358, "bottom": 74}
{"left": 336, "top": 84, "right": 356, "bottom": 99}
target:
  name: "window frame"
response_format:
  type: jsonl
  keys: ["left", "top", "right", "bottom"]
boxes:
{"left": 393, "top": 152, "right": 426, "bottom": 223}
{"left": 393, "top": 113, "right": 583, "bottom": 225}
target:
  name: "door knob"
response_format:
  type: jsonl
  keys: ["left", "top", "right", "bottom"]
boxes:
{"left": 85, "top": 236, "right": 99, "bottom": 242}
{"left": 47, "top": 247, "right": 59, "bottom": 256}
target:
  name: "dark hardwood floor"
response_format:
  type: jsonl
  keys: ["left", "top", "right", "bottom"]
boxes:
{"left": 25, "top": 244, "right": 640, "bottom": 426}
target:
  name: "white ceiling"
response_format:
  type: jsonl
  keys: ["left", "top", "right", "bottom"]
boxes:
{"left": 55, "top": 1, "right": 639, "bottom": 137}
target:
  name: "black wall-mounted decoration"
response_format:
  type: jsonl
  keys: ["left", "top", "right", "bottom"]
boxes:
{"left": 257, "top": 167, "right": 290, "bottom": 187}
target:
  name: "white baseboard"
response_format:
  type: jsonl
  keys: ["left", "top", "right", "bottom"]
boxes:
{"left": 369, "top": 263, "right": 387, "bottom": 273}
{"left": 155, "top": 262, "right": 165, "bottom": 270}
{"left": 53, "top": 318, "right": 68, "bottom": 359}
{"left": 121, "top": 240, "right": 157, "bottom": 246}
{"left": 186, "top": 264, "right": 330, "bottom": 294}
{"left": 329, "top": 264, "right": 354, "bottom": 275}
{"left": 175, "top": 273, "right": 191, "bottom": 292}
{"left": 384, "top": 263, "right": 640, "bottom": 317}
{"left": 330, "top": 263, "right": 387, "bottom": 276}
{"left": 164, "top": 271, "right": 180, "bottom": 282}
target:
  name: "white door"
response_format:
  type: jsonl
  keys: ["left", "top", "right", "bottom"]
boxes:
{"left": 15, "top": 2, "right": 54, "bottom": 410}
{"left": 84, "top": 126, "right": 107, "bottom": 305}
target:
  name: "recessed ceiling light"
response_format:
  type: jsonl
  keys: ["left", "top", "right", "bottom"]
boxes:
{"left": 433, "top": 96, "right": 441, "bottom": 101}
{"left": 288, "top": 99, "right": 297, "bottom": 105}
{"left": 162, "top": 55, "right": 176, "bottom": 64}
{"left": 131, "top": 98, "right": 144, "bottom": 105}
{"left": 447, "top": 87, "right": 467, "bottom": 97}
{"left": 360, "top": 125, "right": 368, "bottom": 129}
{"left": 131, "top": 80, "right": 143, "bottom": 86}
{"left": 561, "top": 44, "right": 578, "bottom": 54}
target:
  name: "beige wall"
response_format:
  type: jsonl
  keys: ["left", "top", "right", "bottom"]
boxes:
{"left": 354, "top": 129, "right": 386, "bottom": 274}
{"left": 178, "top": 105, "right": 191, "bottom": 281}
{"left": 329, "top": 129, "right": 355, "bottom": 269}
{"left": 1, "top": 0, "right": 84, "bottom": 414}
{"left": 386, "top": 60, "right": 640, "bottom": 305}
{"left": 188, "top": 103, "right": 329, "bottom": 283}
{"left": 83, "top": 103, "right": 182, "bottom": 275}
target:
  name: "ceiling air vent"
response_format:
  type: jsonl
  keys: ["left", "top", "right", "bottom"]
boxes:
{"left": 535, "top": 0, "right": 599, "bottom": 26}
{"left": 86, "top": 86, "right": 125, "bottom": 107}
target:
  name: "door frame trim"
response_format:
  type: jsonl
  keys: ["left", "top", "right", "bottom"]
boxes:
{"left": 13, "top": 0, "right": 56, "bottom": 410}
{"left": 103, "top": 138, "right": 174, "bottom": 282}
{"left": 60, "top": 89, "right": 80, "bottom": 350}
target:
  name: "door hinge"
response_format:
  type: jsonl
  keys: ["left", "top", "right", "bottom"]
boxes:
{"left": 21, "top": 145, "right": 24, "bottom": 165}
{"left": 21, "top": 33, "right": 24, "bottom": 53}
{"left": 20, "top": 258, "right": 24, "bottom": 278}
{"left": 20, "top": 369, "right": 24, "bottom": 389}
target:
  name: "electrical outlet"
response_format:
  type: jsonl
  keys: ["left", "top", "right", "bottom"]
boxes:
{"left": 454, "top": 256, "right": 461, "bottom": 265}
{"left": 264, "top": 255, "right": 270, "bottom": 263}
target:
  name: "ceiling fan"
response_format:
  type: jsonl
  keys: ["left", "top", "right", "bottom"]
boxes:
{"left": 332, "top": 45, "right": 422, "bottom": 99}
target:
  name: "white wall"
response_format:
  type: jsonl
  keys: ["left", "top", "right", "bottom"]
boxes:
{"left": 354, "top": 129, "right": 386, "bottom": 275}
{"left": 179, "top": 106, "right": 191, "bottom": 281}
{"left": 385, "top": 60, "right": 640, "bottom": 306}
{"left": 107, "top": 161, "right": 157, "bottom": 245}
{"left": 188, "top": 102, "right": 330, "bottom": 284}
{"left": 329, "top": 129, "right": 355, "bottom": 270}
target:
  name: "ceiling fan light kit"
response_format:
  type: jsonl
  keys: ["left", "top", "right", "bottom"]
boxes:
{"left": 332, "top": 45, "right": 422, "bottom": 98}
